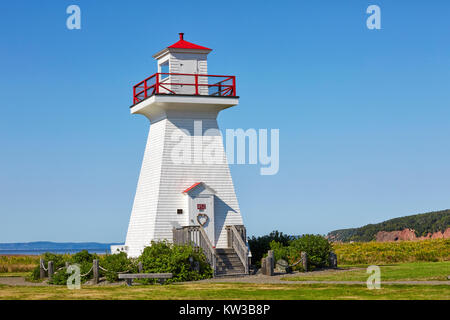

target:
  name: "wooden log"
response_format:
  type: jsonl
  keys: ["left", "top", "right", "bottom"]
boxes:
{"left": 93, "top": 259, "right": 99, "bottom": 284}
{"left": 48, "top": 261, "right": 54, "bottom": 281}
{"left": 39, "top": 258, "right": 45, "bottom": 279}
{"left": 301, "top": 252, "right": 308, "bottom": 272}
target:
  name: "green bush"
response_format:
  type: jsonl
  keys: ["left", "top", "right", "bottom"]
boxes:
{"left": 30, "top": 252, "right": 66, "bottom": 281}
{"left": 270, "top": 234, "right": 333, "bottom": 271}
{"left": 138, "top": 241, "right": 213, "bottom": 283}
{"left": 70, "top": 250, "right": 99, "bottom": 265}
{"left": 248, "top": 230, "right": 293, "bottom": 267}
{"left": 30, "top": 251, "right": 102, "bottom": 284}
{"left": 100, "top": 252, "right": 137, "bottom": 282}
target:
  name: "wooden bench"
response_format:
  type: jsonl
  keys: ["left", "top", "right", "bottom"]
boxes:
{"left": 118, "top": 273, "right": 173, "bottom": 286}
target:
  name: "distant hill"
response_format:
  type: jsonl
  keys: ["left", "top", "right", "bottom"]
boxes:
{"left": 327, "top": 209, "right": 450, "bottom": 242}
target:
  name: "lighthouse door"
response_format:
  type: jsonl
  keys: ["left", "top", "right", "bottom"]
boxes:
{"left": 178, "top": 60, "right": 198, "bottom": 95}
{"left": 191, "top": 195, "right": 215, "bottom": 246}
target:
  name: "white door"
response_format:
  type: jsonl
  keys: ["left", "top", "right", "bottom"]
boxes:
{"left": 177, "top": 60, "right": 198, "bottom": 95}
{"left": 192, "top": 196, "right": 215, "bottom": 246}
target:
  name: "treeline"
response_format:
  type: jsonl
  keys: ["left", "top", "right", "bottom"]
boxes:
{"left": 327, "top": 209, "right": 450, "bottom": 242}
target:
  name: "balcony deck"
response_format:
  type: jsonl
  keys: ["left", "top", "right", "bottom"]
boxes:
{"left": 133, "top": 73, "right": 236, "bottom": 105}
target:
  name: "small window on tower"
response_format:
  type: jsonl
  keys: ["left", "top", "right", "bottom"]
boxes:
{"left": 160, "top": 61, "right": 169, "bottom": 80}
{"left": 177, "top": 209, "right": 183, "bottom": 214}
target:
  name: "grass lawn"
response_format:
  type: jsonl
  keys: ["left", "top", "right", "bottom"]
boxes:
{"left": 0, "top": 282, "right": 448, "bottom": 300}
{"left": 0, "top": 272, "right": 30, "bottom": 278}
{"left": 283, "top": 261, "right": 450, "bottom": 282}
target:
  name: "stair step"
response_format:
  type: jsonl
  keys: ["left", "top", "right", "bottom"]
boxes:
{"left": 217, "top": 259, "right": 241, "bottom": 263}
{"left": 213, "top": 247, "right": 247, "bottom": 277}
{"left": 215, "top": 272, "right": 248, "bottom": 278}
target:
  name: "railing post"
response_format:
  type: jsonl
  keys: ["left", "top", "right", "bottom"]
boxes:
{"left": 93, "top": 259, "right": 99, "bottom": 284}
{"left": 39, "top": 258, "right": 45, "bottom": 279}
{"left": 226, "top": 226, "right": 232, "bottom": 248}
{"left": 232, "top": 76, "right": 236, "bottom": 96}
{"left": 218, "top": 83, "right": 222, "bottom": 96}
{"left": 133, "top": 86, "right": 136, "bottom": 104}
{"left": 48, "top": 261, "right": 54, "bottom": 281}
{"left": 195, "top": 74, "right": 199, "bottom": 95}
{"left": 155, "top": 74, "right": 159, "bottom": 94}
{"left": 138, "top": 262, "right": 143, "bottom": 273}
{"left": 144, "top": 79, "right": 148, "bottom": 100}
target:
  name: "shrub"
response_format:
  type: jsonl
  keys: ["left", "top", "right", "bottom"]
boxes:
{"left": 100, "top": 252, "right": 136, "bottom": 282}
{"left": 30, "top": 252, "right": 66, "bottom": 281}
{"left": 248, "top": 230, "right": 293, "bottom": 267}
{"left": 269, "top": 234, "right": 333, "bottom": 271}
{"left": 287, "top": 235, "right": 332, "bottom": 271}
{"left": 70, "top": 250, "right": 99, "bottom": 265}
{"left": 138, "top": 241, "right": 213, "bottom": 283}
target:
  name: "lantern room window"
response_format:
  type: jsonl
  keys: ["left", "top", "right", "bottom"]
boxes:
{"left": 160, "top": 61, "right": 169, "bottom": 80}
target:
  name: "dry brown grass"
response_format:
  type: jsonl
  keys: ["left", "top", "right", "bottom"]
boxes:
{"left": 0, "top": 255, "right": 39, "bottom": 273}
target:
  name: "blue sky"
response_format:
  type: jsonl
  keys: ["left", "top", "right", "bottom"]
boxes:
{"left": 1, "top": 1, "right": 449, "bottom": 243}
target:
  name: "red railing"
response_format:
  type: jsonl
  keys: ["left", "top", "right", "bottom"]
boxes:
{"left": 133, "top": 73, "right": 236, "bottom": 104}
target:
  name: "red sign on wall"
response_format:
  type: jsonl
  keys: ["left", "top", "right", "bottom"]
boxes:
{"left": 197, "top": 204, "right": 206, "bottom": 210}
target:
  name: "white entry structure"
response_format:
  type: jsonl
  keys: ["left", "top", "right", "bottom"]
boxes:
{"left": 113, "top": 34, "right": 248, "bottom": 276}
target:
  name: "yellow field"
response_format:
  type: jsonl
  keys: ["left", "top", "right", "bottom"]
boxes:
{"left": 333, "top": 239, "right": 450, "bottom": 265}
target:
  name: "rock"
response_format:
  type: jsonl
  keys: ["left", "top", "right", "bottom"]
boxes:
{"left": 275, "top": 259, "right": 289, "bottom": 273}
{"left": 375, "top": 227, "right": 450, "bottom": 242}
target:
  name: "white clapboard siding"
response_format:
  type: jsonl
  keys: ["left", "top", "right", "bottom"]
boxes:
{"left": 124, "top": 116, "right": 243, "bottom": 257}
{"left": 124, "top": 120, "right": 166, "bottom": 257}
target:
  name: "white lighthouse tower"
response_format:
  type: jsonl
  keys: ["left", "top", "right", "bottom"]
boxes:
{"left": 116, "top": 34, "right": 248, "bottom": 275}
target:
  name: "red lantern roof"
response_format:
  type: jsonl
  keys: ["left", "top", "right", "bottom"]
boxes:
{"left": 168, "top": 33, "right": 212, "bottom": 51}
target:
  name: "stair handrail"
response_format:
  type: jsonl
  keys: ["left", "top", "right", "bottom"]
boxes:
{"left": 229, "top": 225, "right": 249, "bottom": 274}
{"left": 197, "top": 226, "right": 217, "bottom": 276}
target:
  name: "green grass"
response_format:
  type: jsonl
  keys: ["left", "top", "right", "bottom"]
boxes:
{"left": 0, "top": 283, "right": 448, "bottom": 300}
{"left": 283, "top": 261, "right": 450, "bottom": 282}
{"left": 0, "top": 272, "right": 30, "bottom": 277}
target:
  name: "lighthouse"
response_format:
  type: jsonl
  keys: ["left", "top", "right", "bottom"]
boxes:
{"left": 115, "top": 34, "right": 248, "bottom": 275}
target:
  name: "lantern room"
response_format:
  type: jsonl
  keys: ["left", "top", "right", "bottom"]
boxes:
{"left": 132, "top": 33, "right": 237, "bottom": 104}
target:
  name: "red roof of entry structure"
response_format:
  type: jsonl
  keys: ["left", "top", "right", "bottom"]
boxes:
{"left": 182, "top": 182, "right": 202, "bottom": 193}
{"left": 168, "top": 33, "right": 212, "bottom": 51}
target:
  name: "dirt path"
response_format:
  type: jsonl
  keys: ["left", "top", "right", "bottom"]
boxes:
{"left": 0, "top": 277, "right": 49, "bottom": 286}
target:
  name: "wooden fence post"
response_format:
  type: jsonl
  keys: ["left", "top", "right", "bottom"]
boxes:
{"left": 39, "top": 258, "right": 45, "bottom": 279}
{"left": 48, "top": 261, "right": 54, "bottom": 281}
{"left": 301, "top": 252, "right": 308, "bottom": 272}
{"left": 267, "top": 251, "right": 274, "bottom": 276}
{"left": 261, "top": 258, "right": 267, "bottom": 275}
{"left": 138, "top": 262, "right": 143, "bottom": 273}
{"left": 93, "top": 259, "right": 99, "bottom": 284}
{"left": 329, "top": 252, "right": 337, "bottom": 268}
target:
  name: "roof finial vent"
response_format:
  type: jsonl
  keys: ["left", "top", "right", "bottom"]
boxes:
{"left": 179, "top": 33, "right": 184, "bottom": 40}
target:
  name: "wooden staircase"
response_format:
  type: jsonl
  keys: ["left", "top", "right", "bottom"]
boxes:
{"left": 173, "top": 225, "right": 249, "bottom": 278}
{"left": 215, "top": 248, "right": 247, "bottom": 277}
